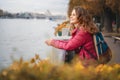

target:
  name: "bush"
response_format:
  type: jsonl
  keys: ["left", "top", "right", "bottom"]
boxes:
{"left": 0, "top": 54, "right": 120, "bottom": 80}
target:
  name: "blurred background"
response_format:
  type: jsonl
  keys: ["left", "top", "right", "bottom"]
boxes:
{"left": 0, "top": 0, "right": 69, "bottom": 70}
{"left": 0, "top": 0, "right": 120, "bottom": 70}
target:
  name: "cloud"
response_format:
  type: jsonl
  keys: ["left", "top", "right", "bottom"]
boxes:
{"left": 0, "top": 0, "right": 69, "bottom": 15}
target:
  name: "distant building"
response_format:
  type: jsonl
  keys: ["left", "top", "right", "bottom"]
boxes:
{"left": 0, "top": 9, "right": 66, "bottom": 20}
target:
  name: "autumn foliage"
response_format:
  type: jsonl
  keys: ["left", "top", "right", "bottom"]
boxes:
{"left": 0, "top": 54, "right": 120, "bottom": 80}
{"left": 54, "top": 21, "right": 70, "bottom": 36}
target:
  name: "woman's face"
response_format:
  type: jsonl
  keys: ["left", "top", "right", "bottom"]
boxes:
{"left": 70, "top": 9, "right": 79, "bottom": 24}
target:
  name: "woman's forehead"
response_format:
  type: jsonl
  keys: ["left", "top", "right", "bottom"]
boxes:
{"left": 72, "top": 9, "right": 76, "bottom": 13}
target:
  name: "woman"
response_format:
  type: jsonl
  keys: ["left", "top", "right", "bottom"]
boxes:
{"left": 45, "top": 6, "right": 99, "bottom": 66}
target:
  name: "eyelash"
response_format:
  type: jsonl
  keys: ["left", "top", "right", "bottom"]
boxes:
{"left": 71, "top": 14, "right": 75, "bottom": 16}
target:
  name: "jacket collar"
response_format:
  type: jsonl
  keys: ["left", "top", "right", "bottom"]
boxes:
{"left": 71, "top": 28, "right": 79, "bottom": 36}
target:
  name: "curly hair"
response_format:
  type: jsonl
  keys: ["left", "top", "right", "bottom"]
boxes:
{"left": 71, "top": 6, "right": 99, "bottom": 34}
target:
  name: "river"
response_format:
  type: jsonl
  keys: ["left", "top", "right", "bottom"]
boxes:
{"left": 0, "top": 19, "right": 63, "bottom": 70}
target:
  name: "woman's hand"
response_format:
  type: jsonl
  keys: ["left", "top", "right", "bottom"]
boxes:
{"left": 45, "top": 39, "right": 53, "bottom": 46}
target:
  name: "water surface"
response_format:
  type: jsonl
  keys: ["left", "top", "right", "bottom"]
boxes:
{"left": 0, "top": 19, "right": 62, "bottom": 69}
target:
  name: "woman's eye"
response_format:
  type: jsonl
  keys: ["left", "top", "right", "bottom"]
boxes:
{"left": 72, "top": 14, "right": 75, "bottom": 16}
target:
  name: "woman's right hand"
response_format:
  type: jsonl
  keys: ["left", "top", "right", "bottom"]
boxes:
{"left": 45, "top": 39, "right": 53, "bottom": 46}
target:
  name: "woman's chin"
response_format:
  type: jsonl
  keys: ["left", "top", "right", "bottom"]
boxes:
{"left": 70, "top": 21, "right": 74, "bottom": 24}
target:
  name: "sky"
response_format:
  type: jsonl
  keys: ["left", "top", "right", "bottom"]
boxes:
{"left": 0, "top": 0, "right": 69, "bottom": 15}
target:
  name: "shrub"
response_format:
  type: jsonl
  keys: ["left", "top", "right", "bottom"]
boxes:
{"left": 0, "top": 54, "right": 120, "bottom": 80}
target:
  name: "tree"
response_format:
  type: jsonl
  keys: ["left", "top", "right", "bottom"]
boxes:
{"left": 106, "top": 0, "right": 120, "bottom": 32}
{"left": 68, "top": 0, "right": 120, "bottom": 32}
{"left": 0, "top": 9, "right": 4, "bottom": 16}
{"left": 68, "top": 0, "right": 82, "bottom": 17}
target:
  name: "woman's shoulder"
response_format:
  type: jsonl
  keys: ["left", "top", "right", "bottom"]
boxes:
{"left": 78, "top": 27, "right": 90, "bottom": 35}
{"left": 71, "top": 27, "right": 91, "bottom": 37}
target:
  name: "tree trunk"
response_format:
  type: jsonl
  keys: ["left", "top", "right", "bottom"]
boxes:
{"left": 100, "top": 13, "right": 104, "bottom": 32}
{"left": 116, "top": 12, "right": 120, "bottom": 33}
{"left": 104, "top": 7, "right": 113, "bottom": 32}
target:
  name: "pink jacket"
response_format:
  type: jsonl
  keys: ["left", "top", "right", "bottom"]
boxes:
{"left": 51, "top": 28, "right": 97, "bottom": 60}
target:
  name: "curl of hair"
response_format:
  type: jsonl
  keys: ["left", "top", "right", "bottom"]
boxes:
{"left": 73, "top": 6, "right": 99, "bottom": 34}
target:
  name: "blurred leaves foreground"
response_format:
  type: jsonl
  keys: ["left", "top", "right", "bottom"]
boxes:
{"left": 0, "top": 54, "right": 120, "bottom": 80}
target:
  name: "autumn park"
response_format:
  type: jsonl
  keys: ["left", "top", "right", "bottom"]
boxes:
{"left": 0, "top": 0, "right": 120, "bottom": 80}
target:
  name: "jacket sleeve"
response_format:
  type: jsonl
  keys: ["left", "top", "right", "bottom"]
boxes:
{"left": 51, "top": 31, "right": 86, "bottom": 50}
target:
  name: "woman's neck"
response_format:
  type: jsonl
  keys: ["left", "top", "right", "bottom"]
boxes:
{"left": 74, "top": 23, "right": 81, "bottom": 28}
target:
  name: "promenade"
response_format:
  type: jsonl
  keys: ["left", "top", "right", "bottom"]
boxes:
{"left": 105, "top": 36, "right": 120, "bottom": 64}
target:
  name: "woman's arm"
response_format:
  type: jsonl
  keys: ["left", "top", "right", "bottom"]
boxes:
{"left": 46, "top": 31, "right": 86, "bottom": 50}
